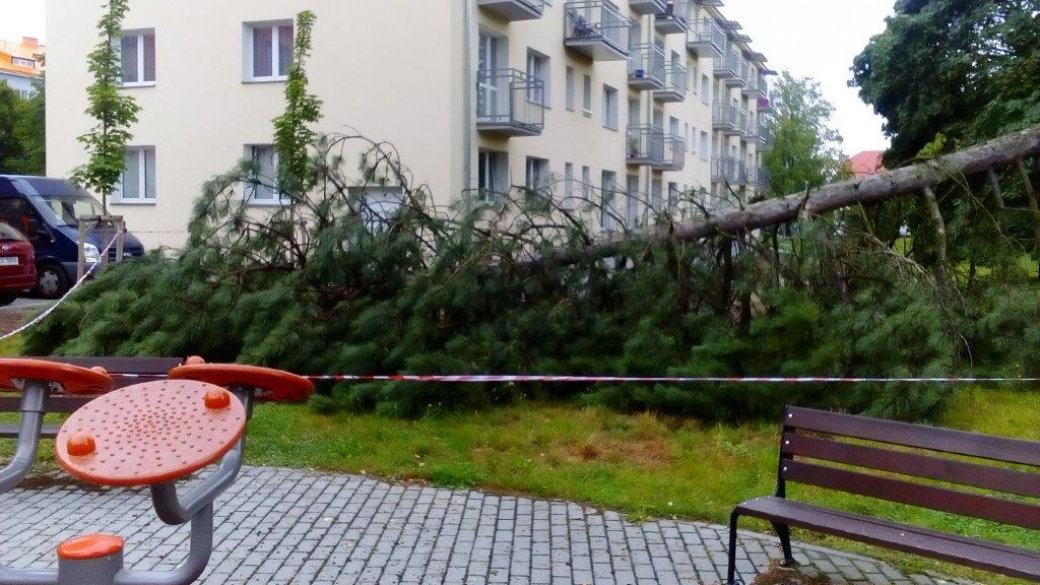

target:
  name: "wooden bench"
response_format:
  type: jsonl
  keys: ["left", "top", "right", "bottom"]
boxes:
{"left": 0, "top": 356, "right": 183, "bottom": 438}
{"left": 726, "top": 405, "right": 1040, "bottom": 584}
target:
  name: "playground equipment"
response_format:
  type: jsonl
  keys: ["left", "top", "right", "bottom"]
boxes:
{"left": 0, "top": 358, "right": 314, "bottom": 585}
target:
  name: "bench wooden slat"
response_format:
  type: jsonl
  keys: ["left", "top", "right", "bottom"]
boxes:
{"left": 735, "top": 496, "right": 1040, "bottom": 582}
{"left": 786, "top": 405, "right": 1040, "bottom": 466}
{"left": 785, "top": 433, "right": 1040, "bottom": 498}
{"left": 784, "top": 458, "right": 1040, "bottom": 530}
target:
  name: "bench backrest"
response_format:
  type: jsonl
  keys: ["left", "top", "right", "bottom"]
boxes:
{"left": 779, "top": 405, "right": 1040, "bottom": 530}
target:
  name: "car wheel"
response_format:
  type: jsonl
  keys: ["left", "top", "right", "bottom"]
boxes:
{"left": 0, "top": 292, "right": 16, "bottom": 306}
{"left": 36, "top": 263, "right": 70, "bottom": 300}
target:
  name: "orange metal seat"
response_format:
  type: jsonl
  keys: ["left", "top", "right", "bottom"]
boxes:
{"left": 0, "top": 358, "right": 113, "bottom": 395}
{"left": 168, "top": 362, "right": 314, "bottom": 403}
{"left": 57, "top": 533, "right": 124, "bottom": 560}
{"left": 55, "top": 379, "right": 246, "bottom": 486}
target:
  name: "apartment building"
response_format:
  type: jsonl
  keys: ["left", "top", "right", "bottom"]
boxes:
{"left": 0, "top": 37, "right": 44, "bottom": 98}
{"left": 46, "top": 0, "right": 773, "bottom": 250}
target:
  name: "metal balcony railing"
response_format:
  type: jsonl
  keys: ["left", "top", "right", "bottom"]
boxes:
{"left": 723, "top": 54, "right": 746, "bottom": 86}
{"left": 629, "top": 0, "right": 667, "bottom": 16}
{"left": 476, "top": 69, "right": 545, "bottom": 136}
{"left": 714, "top": 48, "right": 739, "bottom": 79}
{"left": 564, "top": 1, "right": 631, "bottom": 61}
{"left": 686, "top": 18, "right": 725, "bottom": 58}
{"left": 653, "top": 135, "right": 686, "bottom": 171}
{"left": 655, "top": 0, "right": 689, "bottom": 34}
{"left": 757, "top": 123, "right": 774, "bottom": 150}
{"left": 477, "top": 0, "right": 545, "bottom": 21}
{"left": 628, "top": 43, "right": 666, "bottom": 90}
{"left": 653, "top": 61, "right": 687, "bottom": 102}
{"left": 626, "top": 124, "right": 666, "bottom": 166}
{"left": 711, "top": 156, "right": 747, "bottom": 185}
{"left": 712, "top": 103, "right": 740, "bottom": 134}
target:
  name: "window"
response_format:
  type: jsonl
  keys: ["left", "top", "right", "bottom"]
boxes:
{"left": 602, "top": 85, "right": 618, "bottom": 130}
{"left": 527, "top": 50, "right": 549, "bottom": 106}
{"left": 582, "top": 74, "right": 592, "bottom": 116}
{"left": 600, "top": 171, "right": 617, "bottom": 232}
{"left": 245, "top": 145, "right": 285, "bottom": 204}
{"left": 651, "top": 179, "right": 663, "bottom": 212}
{"left": 525, "top": 156, "right": 550, "bottom": 195}
{"left": 348, "top": 186, "right": 404, "bottom": 232}
{"left": 668, "top": 182, "right": 680, "bottom": 211}
{"left": 625, "top": 175, "right": 639, "bottom": 228}
{"left": 246, "top": 21, "right": 293, "bottom": 81}
{"left": 581, "top": 165, "right": 591, "bottom": 200}
{"left": 700, "top": 74, "right": 710, "bottom": 105}
{"left": 115, "top": 147, "right": 156, "bottom": 202}
{"left": 121, "top": 30, "right": 156, "bottom": 85}
{"left": 11, "top": 57, "right": 34, "bottom": 68}
{"left": 565, "top": 67, "right": 575, "bottom": 111}
{"left": 690, "top": 64, "right": 698, "bottom": 94}
{"left": 564, "top": 163, "right": 575, "bottom": 209}
{"left": 478, "top": 150, "right": 506, "bottom": 203}
{"left": 700, "top": 131, "right": 709, "bottom": 161}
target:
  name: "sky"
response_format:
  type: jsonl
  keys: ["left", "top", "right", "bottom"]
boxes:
{"left": 720, "top": 0, "right": 895, "bottom": 156}
{"left": 0, "top": 0, "right": 894, "bottom": 155}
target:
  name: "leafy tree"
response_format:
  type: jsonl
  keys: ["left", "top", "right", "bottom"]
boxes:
{"left": 0, "top": 82, "right": 25, "bottom": 172}
{"left": 76, "top": 0, "right": 140, "bottom": 213}
{"left": 12, "top": 77, "right": 45, "bottom": 175}
{"left": 762, "top": 72, "right": 848, "bottom": 199}
{"left": 852, "top": 0, "right": 1040, "bottom": 164}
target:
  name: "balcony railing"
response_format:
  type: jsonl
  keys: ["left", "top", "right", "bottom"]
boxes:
{"left": 629, "top": 0, "right": 667, "bottom": 16}
{"left": 687, "top": 19, "right": 725, "bottom": 58}
{"left": 476, "top": 69, "right": 545, "bottom": 137}
{"left": 711, "top": 156, "right": 747, "bottom": 186}
{"left": 757, "top": 96, "right": 773, "bottom": 112}
{"left": 712, "top": 103, "right": 741, "bottom": 135}
{"left": 736, "top": 108, "right": 749, "bottom": 136}
{"left": 655, "top": 0, "right": 689, "bottom": 34}
{"left": 757, "top": 123, "right": 774, "bottom": 151}
{"left": 714, "top": 48, "right": 739, "bottom": 79}
{"left": 477, "top": 0, "right": 545, "bottom": 21}
{"left": 628, "top": 44, "right": 666, "bottom": 90}
{"left": 626, "top": 124, "right": 665, "bottom": 166}
{"left": 653, "top": 61, "right": 687, "bottom": 102}
{"left": 724, "top": 54, "right": 747, "bottom": 87}
{"left": 653, "top": 135, "right": 686, "bottom": 171}
{"left": 564, "top": 1, "right": 631, "bottom": 61}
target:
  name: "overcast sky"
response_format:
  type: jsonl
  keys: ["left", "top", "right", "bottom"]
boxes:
{"left": 1, "top": 0, "right": 894, "bottom": 155}
{"left": 720, "top": 0, "right": 895, "bottom": 156}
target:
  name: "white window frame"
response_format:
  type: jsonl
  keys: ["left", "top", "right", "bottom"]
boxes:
{"left": 245, "top": 144, "right": 287, "bottom": 205}
{"left": 581, "top": 165, "right": 591, "bottom": 201}
{"left": 602, "top": 85, "right": 618, "bottom": 131}
{"left": 114, "top": 146, "right": 157, "bottom": 204}
{"left": 244, "top": 21, "right": 293, "bottom": 82}
{"left": 700, "top": 131, "right": 709, "bottom": 161}
{"left": 563, "top": 162, "right": 575, "bottom": 209}
{"left": 526, "top": 50, "right": 550, "bottom": 107}
{"left": 120, "top": 30, "right": 156, "bottom": 87}
{"left": 600, "top": 170, "right": 617, "bottom": 232}
{"left": 11, "top": 57, "right": 34, "bottom": 68}
{"left": 700, "top": 74, "right": 711, "bottom": 105}
{"left": 477, "top": 150, "right": 506, "bottom": 204}
{"left": 525, "top": 156, "right": 550, "bottom": 195}
{"left": 565, "top": 66, "right": 575, "bottom": 111}
{"left": 582, "top": 74, "right": 592, "bottom": 117}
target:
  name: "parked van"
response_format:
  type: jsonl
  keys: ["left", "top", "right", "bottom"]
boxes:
{"left": 0, "top": 176, "right": 146, "bottom": 298}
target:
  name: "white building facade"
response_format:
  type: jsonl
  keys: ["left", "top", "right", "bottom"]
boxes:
{"left": 46, "top": 0, "right": 773, "bottom": 250}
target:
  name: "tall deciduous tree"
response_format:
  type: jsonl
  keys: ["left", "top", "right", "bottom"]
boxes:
{"left": 76, "top": 0, "right": 140, "bottom": 213}
{"left": 852, "top": 0, "right": 1040, "bottom": 164}
{"left": 272, "top": 10, "right": 322, "bottom": 200}
{"left": 0, "top": 82, "right": 25, "bottom": 172}
{"left": 762, "top": 72, "right": 848, "bottom": 199}
{"left": 12, "top": 77, "right": 46, "bottom": 175}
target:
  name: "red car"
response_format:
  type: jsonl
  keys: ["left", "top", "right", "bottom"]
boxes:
{"left": 0, "top": 221, "right": 36, "bottom": 306}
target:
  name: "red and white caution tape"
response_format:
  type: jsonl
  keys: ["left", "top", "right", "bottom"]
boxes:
{"left": 0, "top": 233, "right": 119, "bottom": 341}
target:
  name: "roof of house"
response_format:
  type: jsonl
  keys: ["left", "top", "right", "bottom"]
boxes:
{"left": 0, "top": 37, "right": 44, "bottom": 79}
{"left": 849, "top": 150, "right": 886, "bottom": 176}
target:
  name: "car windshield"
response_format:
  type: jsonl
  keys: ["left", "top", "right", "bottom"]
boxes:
{"left": 41, "top": 195, "right": 105, "bottom": 226}
{"left": 0, "top": 222, "right": 27, "bottom": 242}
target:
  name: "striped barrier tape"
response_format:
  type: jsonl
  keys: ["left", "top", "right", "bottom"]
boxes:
{"left": 0, "top": 233, "right": 119, "bottom": 342}
{"left": 102, "top": 373, "right": 1040, "bottom": 384}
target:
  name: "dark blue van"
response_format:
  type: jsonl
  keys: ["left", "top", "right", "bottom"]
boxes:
{"left": 0, "top": 176, "right": 146, "bottom": 298}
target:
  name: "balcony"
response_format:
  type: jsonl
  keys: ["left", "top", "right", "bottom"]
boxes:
{"left": 653, "top": 135, "right": 686, "bottom": 171}
{"left": 564, "top": 1, "right": 631, "bottom": 61}
{"left": 711, "top": 156, "right": 747, "bottom": 186}
{"left": 724, "top": 54, "right": 747, "bottom": 87}
{"left": 653, "top": 61, "right": 687, "bottom": 102}
{"left": 477, "top": 0, "right": 545, "bottom": 21}
{"left": 655, "top": 0, "right": 689, "bottom": 35}
{"left": 686, "top": 19, "right": 725, "bottom": 58}
{"left": 742, "top": 72, "right": 768, "bottom": 101}
{"left": 736, "top": 108, "right": 749, "bottom": 137}
{"left": 629, "top": 0, "right": 667, "bottom": 16}
{"left": 694, "top": 0, "right": 723, "bottom": 5}
{"left": 628, "top": 44, "right": 666, "bottom": 90}
{"left": 757, "top": 123, "right": 774, "bottom": 151}
{"left": 714, "top": 49, "right": 739, "bottom": 79}
{"left": 712, "top": 103, "right": 741, "bottom": 135}
{"left": 757, "top": 96, "right": 773, "bottom": 112}
{"left": 476, "top": 69, "right": 545, "bottom": 137}
{"left": 626, "top": 124, "right": 665, "bottom": 166}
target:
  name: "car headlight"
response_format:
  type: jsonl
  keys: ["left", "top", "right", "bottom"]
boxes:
{"left": 84, "top": 243, "right": 100, "bottom": 263}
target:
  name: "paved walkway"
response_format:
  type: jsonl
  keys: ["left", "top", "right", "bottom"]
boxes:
{"left": 0, "top": 466, "right": 969, "bottom": 584}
